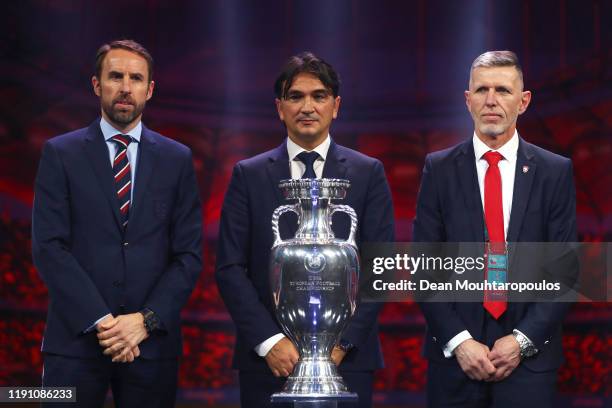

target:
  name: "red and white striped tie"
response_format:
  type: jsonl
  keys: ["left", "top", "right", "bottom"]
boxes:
{"left": 111, "top": 134, "right": 132, "bottom": 228}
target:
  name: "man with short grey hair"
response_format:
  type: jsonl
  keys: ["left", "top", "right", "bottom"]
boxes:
{"left": 471, "top": 50, "right": 524, "bottom": 81}
{"left": 414, "top": 50, "right": 576, "bottom": 407}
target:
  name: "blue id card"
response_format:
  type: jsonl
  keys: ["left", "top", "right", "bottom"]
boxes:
{"left": 487, "top": 253, "right": 507, "bottom": 270}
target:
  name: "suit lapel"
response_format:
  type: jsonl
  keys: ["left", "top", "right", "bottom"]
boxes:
{"left": 455, "top": 140, "right": 485, "bottom": 241}
{"left": 125, "top": 126, "right": 159, "bottom": 235}
{"left": 83, "top": 120, "right": 123, "bottom": 230}
{"left": 507, "top": 138, "right": 536, "bottom": 243}
{"left": 266, "top": 141, "right": 294, "bottom": 235}
{"left": 323, "top": 141, "right": 350, "bottom": 240}
{"left": 267, "top": 139, "right": 348, "bottom": 237}
{"left": 322, "top": 141, "right": 348, "bottom": 180}
{"left": 129, "top": 126, "right": 159, "bottom": 218}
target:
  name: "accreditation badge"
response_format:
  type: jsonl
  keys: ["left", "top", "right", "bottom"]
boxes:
{"left": 486, "top": 243, "right": 508, "bottom": 300}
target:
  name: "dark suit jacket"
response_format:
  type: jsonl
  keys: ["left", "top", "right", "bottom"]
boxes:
{"left": 32, "top": 119, "right": 202, "bottom": 359}
{"left": 413, "top": 137, "right": 576, "bottom": 371}
{"left": 215, "top": 140, "right": 395, "bottom": 372}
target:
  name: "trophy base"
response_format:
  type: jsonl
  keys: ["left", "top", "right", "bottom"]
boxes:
{"left": 271, "top": 392, "right": 358, "bottom": 403}
{"left": 271, "top": 360, "right": 358, "bottom": 404}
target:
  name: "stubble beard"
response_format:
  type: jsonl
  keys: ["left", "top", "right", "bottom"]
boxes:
{"left": 479, "top": 123, "right": 506, "bottom": 138}
{"left": 103, "top": 101, "right": 145, "bottom": 126}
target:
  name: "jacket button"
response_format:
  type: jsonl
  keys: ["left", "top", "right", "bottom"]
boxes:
{"left": 123, "top": 242, "right": 129, "bottom": 247}
{"left": 113, "top": 280, "right": 123, "bottom": 287}
{"left": 544, "top": 340, "right": 550, "bottom": 345}
{"left": 432, "top": 337, "right": 437, "bottom": 342}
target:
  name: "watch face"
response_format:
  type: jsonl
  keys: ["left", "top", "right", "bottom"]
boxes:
{"left": 147, "top": 314, "right": 161, "bottom": 332}
{"left": 143, "top": 316, "right": 154, "bottom": 333}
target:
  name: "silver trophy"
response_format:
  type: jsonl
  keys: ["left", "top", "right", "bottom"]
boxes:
{"left": 270, "top": 178, "right": 359, "bottom": 404}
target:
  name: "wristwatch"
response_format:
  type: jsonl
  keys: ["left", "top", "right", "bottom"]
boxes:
{"left": 335, "top": 338, "right": 355, "bottom": 353}
{"left": 139, "top": 308, "right": 161, "bottom": 334}
{"left": 512, "top": 329, "right": 538, "bottom": 359}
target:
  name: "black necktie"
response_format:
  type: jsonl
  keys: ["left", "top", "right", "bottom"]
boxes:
{"left": 296, "top": 151, "right": 320, "bottom": 179}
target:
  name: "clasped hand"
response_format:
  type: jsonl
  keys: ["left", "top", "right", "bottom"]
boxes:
{"left": 455, "top": 335, "right": 520, "bottom": 382}
{"left": 96, "top": 313, "right": 148, "bottom": 363}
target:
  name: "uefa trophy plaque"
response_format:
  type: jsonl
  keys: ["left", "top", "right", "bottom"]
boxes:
{"left": 269, "top": 178, "right": 359, "bottom": 404}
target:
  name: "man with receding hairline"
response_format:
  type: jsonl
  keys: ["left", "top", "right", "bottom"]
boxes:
{"left": 32, "top": 39, "right": 202, "bottom": 407}
{"left": 414, "top": 50, "right": 576, "bottom": 407}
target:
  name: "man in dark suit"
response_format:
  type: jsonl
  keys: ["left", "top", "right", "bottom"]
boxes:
{"left": 215, "top": 52, "right": 395, "bottom": 408}
{"left": 414, "top": 50, "right": 576, "bottom": 407}
{"left": 32, "top": 39, "right": 202, "bottom": 407}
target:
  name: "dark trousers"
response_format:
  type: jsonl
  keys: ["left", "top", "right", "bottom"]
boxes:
{"left": 426, "top": 314, "right": 558, "bottom": 408}
{"left": 426, "top": 360, "right": 557, "bottom": 408}
{"left": 239, "top": 370, "right": 374, "bottom": 408}
{"left": 41, "top": 353, "right": 178, "bottom": 408}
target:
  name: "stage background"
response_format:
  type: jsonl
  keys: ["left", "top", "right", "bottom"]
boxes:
{"left": 0, "top": 1, "right": 610, "bottom": 407}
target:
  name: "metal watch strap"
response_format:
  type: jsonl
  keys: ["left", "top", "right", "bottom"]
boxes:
{"left": 512, "top": 329, "right": 537, "bottom": 359}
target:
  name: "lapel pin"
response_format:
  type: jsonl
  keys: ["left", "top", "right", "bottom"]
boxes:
{"left": 522, "top": 165, "right": 529, "bottom": 173}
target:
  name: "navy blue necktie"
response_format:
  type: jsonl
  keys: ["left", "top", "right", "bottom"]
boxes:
{"left": 297, "top": 151, "right": 320, "bottom": 179}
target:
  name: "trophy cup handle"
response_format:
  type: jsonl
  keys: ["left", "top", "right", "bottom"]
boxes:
{"left": 330, "top": 204, "right": 358, "bottom": 248}
{"left": 272, "top": 204, "right": 299, "bottom": 247}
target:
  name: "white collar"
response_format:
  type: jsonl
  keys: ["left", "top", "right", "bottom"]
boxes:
{"left": 473, "top": 130, "right": 519, "bottom": 161}
{"left": 286, "top": 134, "right": 331, "bottom": 161}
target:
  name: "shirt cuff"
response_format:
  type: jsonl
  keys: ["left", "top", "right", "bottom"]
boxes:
{"left": 254, "top": 333, "right": 286, "bottom": 357}
{"left": 443, "top": 330, "right": 472, "bottom": 358}
{"left": 83, "top": 313, "right": 112, "bottom": 334}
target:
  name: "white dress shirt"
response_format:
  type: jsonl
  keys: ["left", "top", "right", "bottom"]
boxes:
{"left": 253, "top": 135, "right": 331, "bottom": 357}
{"left": 100, "top": 117, "right": 142, "bottom": 204}
{"left": 443, "top": 131, "right": 521, "bottom": 357}
{"left": 84, "top": 118, "right": 143, "bottom": 333}
{"left": 473, "top": 132, "right": 518, "bottom": 240}
{"left": 287, "top": 134, "right": 330, "bottom": 179}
